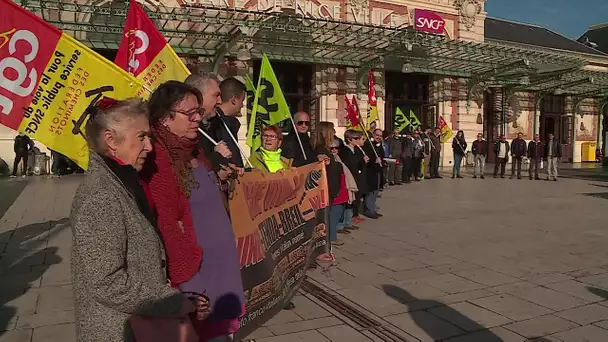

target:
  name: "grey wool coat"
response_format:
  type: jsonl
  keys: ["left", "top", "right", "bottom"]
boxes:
{"left": 70, "top": 152, "right": 184, "bottom": 342}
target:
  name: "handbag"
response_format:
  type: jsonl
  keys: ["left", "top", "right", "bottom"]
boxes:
{"left": 130, "top": 316, "right": 198, "bottom": 342}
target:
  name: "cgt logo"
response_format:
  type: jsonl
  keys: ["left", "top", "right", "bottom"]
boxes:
{"left": 414, "top": 9, "right": 445, "bottom": 35}
{"left": 0, "top": 28, "right": 39, "bottom": 116}
{"left": 125, "top": 29, "right": 149, "bottom": 74}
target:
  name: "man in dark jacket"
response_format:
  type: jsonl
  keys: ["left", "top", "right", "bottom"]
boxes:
{"left": 528, "top": 134, "right": 544, "bottom": 180}
{"left": 493, "top": 134, "right": 510, "bottom": 178}
{"left": 544, "top": 133, "right": 561, "bottom": 181}
{"left": 282, "top": 112, "right": 317, "bottom": 167}
{"left": 510, "top": 132, "right": 527, "bottom": 179}
{"left": 401, "top": 131, "right": 415, "bottom": 183}
{"left": 471, "top": 133, "right": 487, "bottom": 179}
{"left": 386, "top": 129, "right": 403, "bottom": 185}
{"left": 208, "top": 77, "right": 246, "bottom": 167}
{"left": 429, "top": 127, "right": 442, "bottom": 179}
{"left": 362, "top": 129, "right": 384, "bottom": 219}
{"left": 11, "top": 133, "right": 33, "bottom": 177}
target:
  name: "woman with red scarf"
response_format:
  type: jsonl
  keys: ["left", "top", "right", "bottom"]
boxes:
{"left": 141, "top": 81, "right": 245, "bottom": 342}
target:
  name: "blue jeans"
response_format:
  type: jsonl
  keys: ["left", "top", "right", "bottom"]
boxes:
{"left": 329, "top": 204, "right": 345, "bottom": 241}
{"left": 453, "top": 154, "right": 463, "bottom": 176}
{"left": 364, "top": 191, "right": 378, "bottom": 215}
{"left": 338, "top": 206, "right": 353, "bottom": 230}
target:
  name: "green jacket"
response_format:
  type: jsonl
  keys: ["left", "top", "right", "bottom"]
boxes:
{"left": 249, "top": 150, "right": 293, "bottom": 173}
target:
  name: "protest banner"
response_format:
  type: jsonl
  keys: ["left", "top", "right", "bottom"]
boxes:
{"left": 439, "top": 115, "right": 454, "bottom": 143}
{"left": 230, "top": 162, "right": 329, "bottom": 337}
{"left": 0, "top": 0, "right": 145, "bottom": 169}
{"left": 246, "top": 54, "right": 292, "bottom": 151}
{"left": 115, "top": 0, "right": 190, "bottom": 97}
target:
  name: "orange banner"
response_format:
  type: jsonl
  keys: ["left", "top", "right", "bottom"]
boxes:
{"left": 230, "top": 162, "right": 329, "bottom": 336}
{"left": 115, "top": 0, "right": 190, "bottom": 96}
{"left": 0, "top": 0, "right": 144, "bottom": 169}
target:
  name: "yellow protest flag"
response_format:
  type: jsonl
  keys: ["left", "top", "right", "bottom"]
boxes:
{"left": 409, "top": 110, "right": 422, "bottom": 130}
{"left": 439, "top": 115, "right": 454, "bottom": 143}
{"left": 394, "top": 107, "right": 411, "bottom": 132}
{"left": 0, "top": 0, "right": 145, "bottom": 170}
{"left": 246, "top": 54, "right": 292, "bottom": 151}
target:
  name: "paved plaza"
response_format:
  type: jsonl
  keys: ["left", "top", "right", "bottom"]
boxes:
{"left": 2, "top": 169, "right": 608, "bottom": 341}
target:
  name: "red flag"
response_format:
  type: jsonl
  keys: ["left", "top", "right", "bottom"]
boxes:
{"left": 366, "top": 71, "right": 378, "bottom": 130}
{"left": 115, "top": 1, "right": 189, "bottom": 95}
{"left": 344, "top": 95, "right": 360, "bottom": 128}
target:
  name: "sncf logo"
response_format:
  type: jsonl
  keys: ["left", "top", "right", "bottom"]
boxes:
{"left": 125, "top": 29, "right": 149, "bottom": 74}
{"left": 0, "top": 28, "right": 39, "bottom": 115}
{"left": 414, "top": 9, "right": 445, "bottom": 35}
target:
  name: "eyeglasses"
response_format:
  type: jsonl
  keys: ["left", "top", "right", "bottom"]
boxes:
{"left": 297, "top": 121, "right": 310, "bottom": 126}
{"left": 330, "top": 146, "right": 339, "bottom": 150}
{"left": 262, "top": 134, "right": 278, "bottom": 140}
{"left": 171, "top": 108, "right": 203, "bottom": 121}
{"left": 352, "top": 137, "right": 361, "bottom": 140}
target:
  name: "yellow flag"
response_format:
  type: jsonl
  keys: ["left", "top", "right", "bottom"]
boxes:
{"left": 394, "top": 108, "right": 411, "bottom": 132}
{"left": 409, "top": 110, "right": 422, "bottom": 130}
{"left": 246, "top": 54, "right": 292, "bottom": 151}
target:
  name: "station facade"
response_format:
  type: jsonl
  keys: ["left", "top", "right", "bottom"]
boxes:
{"left": 1, "top": 0, "right": 608, "bottom": 169}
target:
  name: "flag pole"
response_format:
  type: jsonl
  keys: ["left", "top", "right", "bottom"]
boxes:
{"left": 217, "top": 112, "right": 254, "bottom": 168}
{"left": 357, "top": 113, "right": 380, "bottom": 161}
{"left": 289, "top": 116, "right": 308, "bottom": 161}
{"left": 198, "top": 128, "right": 218, "bottom": 146}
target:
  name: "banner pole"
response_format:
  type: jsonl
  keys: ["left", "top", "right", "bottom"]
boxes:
{"left": 219, "top": 116, "right": 254, "bottom": 168}
{"left": 198, "top": 128, "right": 218, "bottom": 146}
{"left": 290, "top": 116, "right": 308, "bottom": 161}
{"left": 359, "top": 119, "right": 380, "bottom": 161}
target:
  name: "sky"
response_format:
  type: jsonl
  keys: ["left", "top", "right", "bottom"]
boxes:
{"left": 485, "top": 0, "right": 608, "bottom": 38}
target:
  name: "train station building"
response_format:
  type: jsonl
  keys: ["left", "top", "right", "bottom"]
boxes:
{"left": 1, "top": 0, "right": 608, "bottom": 168}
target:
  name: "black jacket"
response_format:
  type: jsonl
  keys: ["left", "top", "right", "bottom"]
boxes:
{"left": 494, "top": 141, "right": 510, "bottom": 161}
{"left": 429, "top": 134, "right": 442, "bottom": 153}
{"left": 339, "top": 144, "right": 367, "bottom": 194}
{"left": 471, "top": 140, "right": 488, "bottom": 155}
{"left": 386, "top": 136, "right": 403, "bottom": 159}
{"left": 510, "top": 138, "right": 527, "bottom": 158}
{"left": 544, "top": 139, "right": 562, "bottom": 158}
{"left": 363, "top": 140, "right": 383, "bottom": 192}
{"left": 421, "top": 134, "right": 432, "bottom": 155}
{"left": 402, "top": 136, "right": 415, "bottom": 159}
{"left": 282, "top": 131, "right": 316, "bottom": 167}
{"left": 452, "top": 137, "right": 467, "bottom": 156}
{"left": 208, "top": 109, "right": 244, "bottom": 167}
{"left": 198, "top": 121, "right": 229, "bottom": 172}
{"left": 527, "top": 141, "right": 544, "bottom": 159}
{"left": 14, "top": 134, "right": 33, "bottom": 154}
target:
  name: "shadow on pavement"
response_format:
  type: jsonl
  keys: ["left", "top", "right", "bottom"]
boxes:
{"left": 586, "top": 286, "right": 608, "bottom": 300}
{"left": 382, "top": 284, "right": 502, "bottom": 341}
{"left": 582, "top": 192, "right": 608, "bottom": 200}
{"left": 0, "top": 219, "right": 69, "bottom": 333}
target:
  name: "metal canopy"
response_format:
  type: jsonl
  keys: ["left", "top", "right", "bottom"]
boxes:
{"left": 18, "top": 0, "right": 608, "bottom": 98}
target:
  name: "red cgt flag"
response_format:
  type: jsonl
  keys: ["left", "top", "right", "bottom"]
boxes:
{"left": 115, "top": 0, "right": 190, "bottom": 96}
{"left": 344, "top": 95, "right": 360, "bottom": 129}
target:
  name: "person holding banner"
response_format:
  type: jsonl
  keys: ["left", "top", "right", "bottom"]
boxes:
{"left": 339, "top": 130, "right": 368, "bottom": 227}
{"left": 208, "top": 77, "right": 247, "bottom": 168}
{"left": 71, "top": 98, "right": 198, "bottom": 342}
{"left": 282, "top": 112, "right": 318, "bottom": 167}
{"left": 362, "top": 129, "right": 385, "bottom": 219}
{"left": 143, "top": 81, "right": 245, "bottom": 341}
{"left": 452, "top": 130, "right": 467, "bottom": 179}
{"left": 249, "top": 126, "right": 293, "bottom": 172}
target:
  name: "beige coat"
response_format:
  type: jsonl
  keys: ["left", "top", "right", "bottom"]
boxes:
{"left": 70, "top": 153, "right": 184, "bottom": 342}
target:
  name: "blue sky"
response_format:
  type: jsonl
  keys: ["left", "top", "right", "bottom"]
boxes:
{"left": 485, "top": 0, "right": 608, "bottom": 38}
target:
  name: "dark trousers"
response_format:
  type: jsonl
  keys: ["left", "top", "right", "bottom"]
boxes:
{"left": 529, "top": 158, "right": 541, "bottom": 179}
{"left": 430, "top": 152, "right": 440, "bottom": 177}
{"left": 494, "top": 158, "right": 507, "bottom": 176}
{"left": 511, "top": 157, "right": 523, "bottom": 178}
{"left": 352, "top": 193, "right": 362, "bottom": 217}
{"left": 412, "top": 157, "right": 422, "bottom": 180}
{"left": 402, "top": 157, "right": 413, "bottom": 182}
{"left": 12, "top": 151, "right": 28, "bottom": 176}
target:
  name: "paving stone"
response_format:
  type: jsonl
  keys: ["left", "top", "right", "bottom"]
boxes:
{"left": 567, "top": 268, "right": 608, "bottom": 278}
{"left": 551, "top": 324, "right": 608, "bottom": 342}
{"left": 418, "top": 273, "right": 486, "bottom": 294}
{"left": 443, "top": 327, "right": 525, "bottom": 342}
{"left": 510, "top": 286, "right": 589, "bottom": 311}
{"left": 255, "top": 330, "right": 331, "bottom": 342}
{"left": 263, "top": 309, "right": 302, "bottom": 326}
{"left": 503, "top": 314, "right": 580, "bottom": 338}
{"left": 428, "top": 302, "right": 512, "bottom": 331}
{"left": 266, "top": 316, "right": 342, "bottom": 335}
{"left": 0, "top": 311, "right": 18, "bottom": 331}
{"left": 389, "top": 267, "right": 441, "bottom": 281}
{"left": 35, "top": 285, "right": 74, "bottom": 313}
{"left": 454, "top": 268, "right": 521, "bottom": 287}
{"left": 317, "top": 324, "right": 373, "bottom": 342}
{"left": 372, "top": 256, "right": 426, "bottom": 272}
{"left": 554, "top": 304, "right": 608, "bottom": 325}
{"left": 578, "top": 274, "right": 608, "bottom": 289}
{"left": 407, "top": 252, "right": 461, "bottom": 267}
{"left": 291, "top": 295, "right": 331, "bottom": 320}
{"left": 487, "top": 281, "right": 537, "bottom": 294}
{"left": 16, "top": 309, "right": 74, "bottom": 329}
{"left": 337, "top": 285, "right": 401, "bottom": 309}
{"left": 593, "top": 319, "right": 608, "bottom": 330}
{"left": 470, "top": 294, "right": 553, "bottom": 321}
{"left": 0, "top": 328, "right": 33, "bottom": 342}
{"left": 436, "top": 289, "right": 495, "bottom": 305}
{"left": 389, "top": 280, "right": 449, "bottom": 300}
{"left": 244, "top": 326, "right": 274, "bottom": 339}
{"left": 546, "top": 280, "right": 608, "bottom": 302}
{"left": 428, "top": 262, "right": 480, "bottom": 274}
{"left": 0, "top": 292, "right": 39, "bottom": 316}
{"left": 528, "top": 274, "right": 574, "bottom": 285}
{"left": 337, "top": 261, "right": 392, "bottom": 278}
{"left": 31, "top": 323, "right": 76, "bottom": 342}
{"left": 384, "top": 310, "right": 465, "bottom": 341}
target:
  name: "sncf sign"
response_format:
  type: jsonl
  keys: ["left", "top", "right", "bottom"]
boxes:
{"left": 414, "top": 9, "right": 445, "bottom": 35}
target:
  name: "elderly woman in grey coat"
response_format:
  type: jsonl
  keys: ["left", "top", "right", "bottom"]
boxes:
{"left": 70, "top": 98, "right": 197, "bottom": 342}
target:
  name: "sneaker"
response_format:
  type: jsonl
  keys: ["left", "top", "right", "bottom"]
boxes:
{"left": 363, "top": 212, "right": 379, "bottom": 219}
{"left": 347, "top": 225, "right": 360, "bottom": 230}
{"left": 457, "top": 175, "right": 464, "bottom": 178}
{"left": 451, "top": 175, "right": 455, "bottom": 179}
{"left": 480, "top": 175, "right": 485, "bottom": 179}
{"left": 553, "top": 178, "right": 558, "bottom": 181}
{"left": 517, "top": 176, "right": 522, "bottom": 179}
{"left": 10, "top": 175, "right": 16, "bottom": 178}
{"left": 284, "top": 302, "right": 296, "bottom": 310}
{"left": 501, "top": 175, "right": 505, "bottom": 179}
{"left": 333, "top": 240, "right": 344, "bottom": 246}
{"left": 473, "top": 175, "right": 477, "bottom": 179}
{"left": 337, "top": 229, "right": 351, "bottom": 234}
